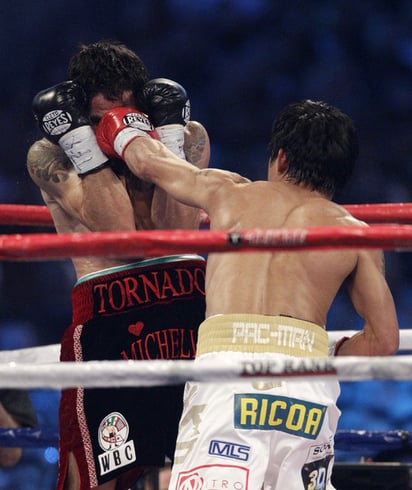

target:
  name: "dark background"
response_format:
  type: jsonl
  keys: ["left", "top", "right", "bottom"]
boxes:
{"left": 0, "top": 1, "right": 412, "bottom": 488}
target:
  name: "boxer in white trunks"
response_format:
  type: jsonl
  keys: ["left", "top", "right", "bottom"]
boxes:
{"left": 97, "top": 98, "right": 399, "bottom": 489}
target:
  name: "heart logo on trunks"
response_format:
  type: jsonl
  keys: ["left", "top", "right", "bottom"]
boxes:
{"left": 128, "top": 321, "right": 144, "bottom": 337}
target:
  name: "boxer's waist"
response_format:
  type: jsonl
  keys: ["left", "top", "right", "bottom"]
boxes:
{"left": 72, "top": 255, "right": 206, "bottom": 325}
{"left": 197, "top": 313, "right": 328, "bottom": 358}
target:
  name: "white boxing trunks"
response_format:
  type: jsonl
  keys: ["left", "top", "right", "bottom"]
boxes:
{"left": 169, "top": 314, "right": 341, "bottom": 490}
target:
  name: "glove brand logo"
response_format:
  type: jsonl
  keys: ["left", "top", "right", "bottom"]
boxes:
{"left": 42, "top": 110, "right": 72, "bottom": 136}
{"left": 123, "top": 112, "right": 154, "bottom": 131}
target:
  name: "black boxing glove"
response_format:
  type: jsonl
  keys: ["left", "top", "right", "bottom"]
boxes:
{"left": 32, "top": 81, "right": 108, "bottom": 174}
{"left": 140, "top": 78, "right": 190, "bottom": 126}
{"left": 140, "top": 78, "right": 190, "bottom": 159}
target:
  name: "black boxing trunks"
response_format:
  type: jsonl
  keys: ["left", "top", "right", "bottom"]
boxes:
{"left": 57, "top": 255, "right": 206, "bottom": 490}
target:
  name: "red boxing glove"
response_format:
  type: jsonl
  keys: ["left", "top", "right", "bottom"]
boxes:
{"left": 96, "top": 107, "right": 159, "bottom": 159}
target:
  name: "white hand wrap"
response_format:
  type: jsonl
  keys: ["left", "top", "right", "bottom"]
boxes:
{"left": 156, "top": 124, "right": 185, "bottom": 159}
{"left": 59, "top": 126, "right": 108, "bottom": 174}
{"left": 113, "top": 127, "right": 151, "bottom": 159}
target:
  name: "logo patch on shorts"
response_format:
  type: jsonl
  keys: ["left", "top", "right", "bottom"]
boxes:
{"left": 234, "top": 394, "right": 326, "bottom": 439}
{"left": 97, "top": 411, "right": 136, "bottom": 476}
{"left": 176, "top": 464, "right": 249, "bottom": 489}
{"left": 208, "top": 439, "right": 250, "bottom": 461}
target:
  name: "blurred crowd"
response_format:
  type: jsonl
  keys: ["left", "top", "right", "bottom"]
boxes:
{"left": 1, "top": 0, "right": 412, "bottom": 487}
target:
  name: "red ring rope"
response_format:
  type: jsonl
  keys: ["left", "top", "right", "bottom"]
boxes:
{"left": 2, "top": 203, "right": 412, "bottom": 227}
{"left": 0, "top": 205, "right": 53, "bottom": 226}
{"left": 0, "top": 225, "right": 410, "bottom": 260}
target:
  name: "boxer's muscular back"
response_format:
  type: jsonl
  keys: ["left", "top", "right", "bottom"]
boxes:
{"left": 205, "top": 178, "right": 371, "bottom": 327}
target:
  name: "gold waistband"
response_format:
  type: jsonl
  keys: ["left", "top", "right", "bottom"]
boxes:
{"left": 197, "top": 314, "right": 328, "bottom": 358}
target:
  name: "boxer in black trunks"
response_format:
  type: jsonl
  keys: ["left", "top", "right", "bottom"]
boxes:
{"left": 59, "top": 256, "right": 205, "bottom": 489}
{"left": 27, "top": 41, "right": 209, "bottom": 490}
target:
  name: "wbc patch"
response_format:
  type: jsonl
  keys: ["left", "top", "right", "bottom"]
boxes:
{"left": 97, "top": 411, "right": 136, "bottom": 476}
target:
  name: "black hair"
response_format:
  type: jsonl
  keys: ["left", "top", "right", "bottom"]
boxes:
{"left": 268, "top": 100, "right": 359, "bottom": 196}
{"left": 67, "top": 40, "right": 149, "bottom": 104}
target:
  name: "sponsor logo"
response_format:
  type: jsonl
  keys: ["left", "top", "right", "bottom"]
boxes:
{"left": 176, "top": 464, "right": 249, "bottom": 489}
{"left": 232, "top": 321, "right": 315, "bottom": 353}
{"left": 308, "top": 440, "right": 333, "bottom": 459}
{"left": 177, "top": 471, "right": 203, "bottom": 490}
{"left": 302, "top": 437, "right": 334, "bottom": 488}
{"left": 42, "top": 110, "right": 72, "bottom": 136}
{"left": 97, "top": 412, "right": 136, "bottom": 476}
{"left": 208, "top": 440, "right": 250, "bottom": 461}
{"left": 123, "top": 112, "right": 154, "bottom": 131}
{"left": 234, "top": 394, "right": 326, "bottom": 439}
{"left": 241, "top": 358, "right": 335, "bottom": 377}
{"left": 301, "top": 453, "right": 334, "bottom": 490}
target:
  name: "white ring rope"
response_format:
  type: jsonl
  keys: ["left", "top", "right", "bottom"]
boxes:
{"left": 0, "top": 355, "right": 411, "bottom": 390}
{"left": 0, "top": 343, "right": 61, "bottom": 364}
{"left": 2, "top": 329, "right": 411, "bottom": 366}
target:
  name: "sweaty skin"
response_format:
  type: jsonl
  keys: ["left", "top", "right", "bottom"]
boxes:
{"left": 27, "top": 92, "right": 210, "bottom": 281}
{"left": 117, "top": 137, "right": 399, "bottom": 357}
